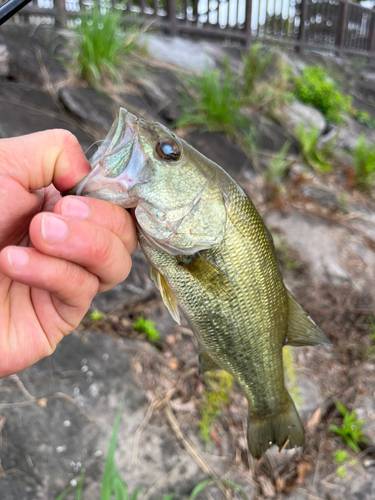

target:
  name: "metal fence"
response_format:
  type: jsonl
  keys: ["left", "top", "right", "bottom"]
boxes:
{"left": 9, "top": 0, "right": 375, "bottom": 55}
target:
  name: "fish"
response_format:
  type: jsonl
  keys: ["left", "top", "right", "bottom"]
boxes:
{"left": 63, "top": 107, "right": 332, "bottom": 457}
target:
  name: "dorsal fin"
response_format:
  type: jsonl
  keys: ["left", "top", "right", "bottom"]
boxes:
{"left": 285, "top": 291, "right": 332, "bottom": 347}
{"left": 150, "top": 267, "right": 180, "bottom": 324}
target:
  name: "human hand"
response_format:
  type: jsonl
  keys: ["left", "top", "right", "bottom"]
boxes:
{"left": 0, "top": 130, "right": 137, "bottom": 378}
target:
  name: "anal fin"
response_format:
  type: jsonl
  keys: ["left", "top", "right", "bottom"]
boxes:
{"left": 285, "top": 291, "right": 332, "bottom": 347}
{"left": 150, "top": 267, "right": 180, "bottom": 325}
{"left": 199, "top": 352, "right": 220, "bottom": 375}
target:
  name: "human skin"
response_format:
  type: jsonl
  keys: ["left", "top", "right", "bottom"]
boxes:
{"left": 0, "top": 129, "right": 138, "bottom": 378}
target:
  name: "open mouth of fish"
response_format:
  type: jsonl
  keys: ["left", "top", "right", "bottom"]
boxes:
{"left": 62, "top": 108, "right": 149, "bottom": 208}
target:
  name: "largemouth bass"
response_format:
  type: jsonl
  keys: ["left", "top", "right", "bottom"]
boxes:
{"left": 63, "top": 108, "right": 331, "bottom": 457}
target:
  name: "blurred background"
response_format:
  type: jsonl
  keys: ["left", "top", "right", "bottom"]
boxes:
{"left": 0, "top": 1, "right": 375, "bottom": 498}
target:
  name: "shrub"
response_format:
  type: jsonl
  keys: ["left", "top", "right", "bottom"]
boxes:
{"left": 66, "top": 3, "right": 140, "bottom": 85}
{"left": 293, "top": 66, "right": 352, "bottom": 123}
{"left": 353, "top": 133, "right": 375, "bottom": 187}
{"left": 177, "top": 59, "right": 246, "bottom": 137}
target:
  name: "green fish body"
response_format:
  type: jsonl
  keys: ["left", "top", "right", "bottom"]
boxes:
{"left": 64, "top": 108, "right": 331, "bottom": 457}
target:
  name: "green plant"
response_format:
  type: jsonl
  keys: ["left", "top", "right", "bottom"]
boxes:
{"left": 352, "top": 133, "right": 375, "bottom": 187}
{"left": 242, "top": 42, "right": 272, "bottom": 95}
{"left": 333, "top": 449, "right": 350, "bottom": 463}
{"left": 329, "top": 401, "right": 366, "bottom": 452}
{"left": 265, "top": 141, "right": 291, "bottom": 185}
{"left": 91, "top": 310, "right": 104, "bottom": 321}
{"left": 66, "top": 3, "right": 140, "bottom": 85}
{"left": 353, "top": 110, "right": 375, "bottom": 129}
{"left": 294, "top": 123, "right": 332, "bottom": 172}
{"left": 133, "top": 316, "right": 161, "bottom": 343}
{"left": 199, "top": 371, "right": 233, "bottom": 449}
{"left": 293, "top": 65, "right": 352, "bottom": 123}
{"left": 177, "top": 59, "right": 247, "bottom": 137}
{"left": 368, "top": 316, "right": 375, "bottom": 343}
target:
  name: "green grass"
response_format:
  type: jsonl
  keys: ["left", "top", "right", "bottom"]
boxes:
{"left": 329, "top": 401, "right": 366, "bottom": 452}
{"left": 66, "top": 3, "right": 141, "bottom": 86}
{"left": 265, "top": 141, "right": 291, "bottom": 186}
{"left": 293, "top": 65, "right": 352, "bottom": 124}
{"left": 133, "top": 316, "right": 161, "bottom": 343}
{"left": 176, "top": 59, "right": 247, "bottom": 137}
{"left": 294, "top": 123, "right": 333, "bottom": 173}
{"left": 242, "top": 42, "right": 272, "bottom": 96}
{"left": 199, "top": 371, "right": 233, "bottom": 449}
{"left": 352, "top": 133, "right": 375, "bottom": 188}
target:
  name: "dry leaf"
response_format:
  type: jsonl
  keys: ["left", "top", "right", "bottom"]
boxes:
{"left": 258, "top": 475, "right": 275, "bottom": 498}
{"left": 168, "top": 358, "right": 179, "bottom": 370}
{"left": 296, "top": 460, "right": 312, "bottom": 486}
{"left": 38, "top": 398, "right": 47, "bottom": 408}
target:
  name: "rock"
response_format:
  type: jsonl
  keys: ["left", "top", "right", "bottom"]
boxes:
{"left": 0, "top": 25, "right": 67, "bottom": 86}
{"left": 184, "top": 130, "right": 255, "bottom": 182}
{"left": 301, "top": 185, "right": 339, "bottom": 210}
{"left": 91, "top": 248, "right": 154, "bottom": 314}
{"left": 274, "top": 101, "right": 327, "bottom": 137}
{"left": 59, "top": 87, "right": 117, "bottom": 137}
{"left": 0, "top": 44, "right": 9, "bottom": 76}
{"left": 141, "top": 34, "right": 216, "bottom": 73}
{"left": 0, "top": 81, "right": 93, "bottom": 152}
{"left": 332, "top": 116, "right": 375, "bottom": 156}
{"left": 241, "top": 111, "right": 300, "bottom": 155}
{"left": 265, "top": 210, "right": 352, "bottom": 286}
{"left": 0, "top": 331, "right": 256, "bottom": 499}
{"left": 137, "top": 65, "right": 183, "bottom": 122}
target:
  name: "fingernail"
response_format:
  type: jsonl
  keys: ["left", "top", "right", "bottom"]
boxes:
{"left": 61, "top": 198, "right": 90, "bottom": 219}
{"left": 42, "top": 214, "right": 68, "bottom": 244}
{"left": 8, "top": 247, "right": 30, "bottom": 270}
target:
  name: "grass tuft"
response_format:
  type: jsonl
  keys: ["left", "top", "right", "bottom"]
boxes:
{"left": 329, "top": 401, "right": 366, "bottom": 452}
{"left": 133, "top": 316, "right": 161, "bottom": 343}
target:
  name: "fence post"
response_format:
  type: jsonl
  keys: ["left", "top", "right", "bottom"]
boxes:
{"left": 166, "top": 0, "right": 177, "bottom": 35}
{"left": 369, "top": 11, "right": 375, "bottom": 52}
{"left": 335, "top": 0, "right": 349, "bottom": 49}
{"left": 54, "top": 0, "right": 66, "bottom": 28}
{"left": 298, "top": 0, "right": 307, "bottom": 43}
{"left": 245, "top": 0, "right": 252, "bottom": 47}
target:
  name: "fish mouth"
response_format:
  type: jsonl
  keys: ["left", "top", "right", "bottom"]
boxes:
{"left": 62, "top": 108, "right": 148, "bottom": 208}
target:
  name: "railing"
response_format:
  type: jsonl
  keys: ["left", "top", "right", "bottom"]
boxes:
{"left": 6, "top": 0, "right": 375, "bottom": 55}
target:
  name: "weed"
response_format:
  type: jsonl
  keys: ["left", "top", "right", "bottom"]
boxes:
{"left": 66, "top": 3, "right": 140, "bottom": 86}
{"left": 368, "top": 316, "right": 375, "bottom": 343}
{"left": 199, "top": 371, "right": 233, "bottom": 449}
{"left": 282, "top": 346, "right": 302, "bottom": 407}
{"left": 293, "top": 65, "right": 351, "bottom": 124}
{"left": 242, "top": 42, "right": 272, "bottom": 95}
{"left": 333, "top": 449, "right": 350, "bottom": 463}
{"left": 352, "top": 110, "right": 375, "bottom": 129}
{"left": 352, "top": 133, "right": 375, "bottom": 188}
{"left": 177, "top": 59, "right": 247, "bottom": 137}
{"left": 133, "top": 316, "right": 161, "bottom": 343}
{"left": 265, "top": 141, "right": 291, "bottom": 186}
{"left": 329, "top": 401, "right": 366, "bottom": 452}
{"left": 294, "top": 123, "right": 332, "bottom": 173}
{"left": 90, "top": 310, "right": 104, "bottom": 321}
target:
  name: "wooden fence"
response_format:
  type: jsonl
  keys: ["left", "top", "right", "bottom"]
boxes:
{"left": 10, "top": 0, "right": 375, "bottom": 56}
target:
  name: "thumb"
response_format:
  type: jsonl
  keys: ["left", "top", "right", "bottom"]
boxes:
{"left": 0, "top": 129, "right": 91, "bottom": 192}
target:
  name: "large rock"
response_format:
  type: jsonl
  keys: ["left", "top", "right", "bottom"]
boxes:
{"left": 0, "top": 331, "right": 255, "bottom": 500}
{"left": 141, "top": 34, "right": 216, "bottom": 73}
{"left": 265, "top": 210, "right": 352, "bottom": 286}
{"left": 59, "top": 87, "right": 117, "bottom": 137}
{"left": 0, "top": 25, "right": 67, "bottom": 86}
{"left": 0, "top": 81, "right": 93, "bottom": 152}
{"left": 274, "top": 100, "right": 327, "bottom": 137}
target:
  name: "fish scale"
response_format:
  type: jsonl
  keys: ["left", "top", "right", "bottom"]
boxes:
{"left": 63, "top": 107, "right": 332, "bottom": 457}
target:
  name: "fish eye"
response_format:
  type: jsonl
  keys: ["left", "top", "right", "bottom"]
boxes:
{"left": 156, "top": 139, "right": 181, "bottom": 160}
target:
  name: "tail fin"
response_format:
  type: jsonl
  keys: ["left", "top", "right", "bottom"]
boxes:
{"left": 247, "top": 394, "right": 305, "bottom": 458}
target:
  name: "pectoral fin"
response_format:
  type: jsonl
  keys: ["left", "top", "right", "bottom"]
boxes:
{"left": 150, "top": 267, "right": 180, "bottom": 325}
{"left": 285, "top": 291, "right": 332, "bottom": 347}
{"left": 198, "top": 352, "right": 220, "bottom": 375}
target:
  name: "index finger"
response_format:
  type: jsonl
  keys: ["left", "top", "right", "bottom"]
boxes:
{"left": 0, "top": 129, "right": 91, "bottom": 192}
